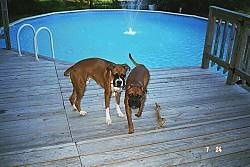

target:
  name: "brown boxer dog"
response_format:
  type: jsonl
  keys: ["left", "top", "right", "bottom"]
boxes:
{"left": 64, "top": 58, "right": 130, "bottom": 125}
{"left": 124, "top": 53, "right": 150, "bottom": 134}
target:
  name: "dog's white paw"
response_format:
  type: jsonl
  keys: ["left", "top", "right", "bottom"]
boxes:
{"left": 80, "top": 110, "right": 87, "bottom": 116}
{"left": 106, "top": 117, "right": 112, "bottom": 125}
{"left": 118, "top": 112, "right": 125, "bottom": 118}
{"left": 106, "top": 107, "right": 112, "bottom": 125}
{"left": 116, "top": 104, "right": 125, "bottom": 118}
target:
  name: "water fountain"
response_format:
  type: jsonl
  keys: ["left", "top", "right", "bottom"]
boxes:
{"left": 123, "top": 27, "right": 136, "bottom": 35}
{"left": 119, "top": 0, "right": 145, "bottom": 36}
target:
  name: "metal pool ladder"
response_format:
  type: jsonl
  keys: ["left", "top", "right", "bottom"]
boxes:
{"left": 17, "top": 24, "right": 55, "bottom": 61}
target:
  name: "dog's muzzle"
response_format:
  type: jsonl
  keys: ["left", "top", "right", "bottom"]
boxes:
{"left": 128, "top": 95, "right": 141, "bottom": 109}
{"left": 113, "top": 74, "right": 125, "bottom": 88}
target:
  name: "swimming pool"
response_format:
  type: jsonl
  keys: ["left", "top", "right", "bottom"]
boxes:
{"left": 0, "top": 10, "right": 207, "bottom": 68}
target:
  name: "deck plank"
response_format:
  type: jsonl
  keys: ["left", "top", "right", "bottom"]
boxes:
{"left": 0, "top": 143, "right": 79, "bottom": 166}
{"left": 78, "top": 120, "right": 250, "bottom": 166}
{"left": 0, "top": 50, "right": 72, "bottom": 155}
{"left": 0, "top": 49, "right": 249, "bottom": 166}
{"left": 77, "top": 117, "right": 250, "bottom": 155}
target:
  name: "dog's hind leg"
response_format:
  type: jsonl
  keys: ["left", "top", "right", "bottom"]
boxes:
{"left": 75, "top": 84, "right": 87, "bottom": 116}
{"left": 69, "top": 89, "right": 77, "bottom": 110}
{"left": 71, "top": 73, "right": 88, "bottom": 116}
{"left": 115, "top": 92, "right": 125, "bottom": 118}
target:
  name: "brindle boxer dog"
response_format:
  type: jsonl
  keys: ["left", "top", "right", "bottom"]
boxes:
{"left": 64, "top": 58, "right": 130, "bottom": 125}
{"left": 124, "top": 53, "right": 150, "bottom": 134}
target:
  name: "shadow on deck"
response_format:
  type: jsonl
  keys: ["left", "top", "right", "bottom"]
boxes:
{"left": 0, "top": 49, "right": 249, "bottom": 166}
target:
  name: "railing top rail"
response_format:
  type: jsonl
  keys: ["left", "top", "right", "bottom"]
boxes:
{"left": 210, "top": 6, "right": 250, "bottom": 23}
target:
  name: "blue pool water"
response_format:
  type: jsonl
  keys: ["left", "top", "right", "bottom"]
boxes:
{"left": 0, "top": 10, "right": 207, "bottom": 68}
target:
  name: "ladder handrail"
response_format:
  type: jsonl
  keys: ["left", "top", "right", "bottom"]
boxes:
{"left": 34, "top": 27, "right": 55, "bottom": 61}
{"left": 17, "top": 24, "right": 35, "bottom": 56}
{"left": 16, "top": 24, "right": 55, "bottom": 61}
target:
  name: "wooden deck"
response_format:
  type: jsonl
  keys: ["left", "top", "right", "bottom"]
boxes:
{"left": 0, "top": 49, "right": 249, "bottom": 166}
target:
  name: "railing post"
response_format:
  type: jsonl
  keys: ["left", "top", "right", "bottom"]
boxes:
{"left": 226, "top": 23, "right": 246, "bottom": 84}
{"left": 0, "top": 0, "right": 11, "bottom": 49}
{"left": 201, "top": 7, "right": 216, "bottom": 69}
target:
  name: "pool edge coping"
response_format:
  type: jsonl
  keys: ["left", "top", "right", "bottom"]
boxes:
{"left": 8, "top": 9, "right": 208, "bottom": 28}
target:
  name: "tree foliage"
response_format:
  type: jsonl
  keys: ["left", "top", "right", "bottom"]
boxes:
{"left": 5, "top": 0, "right": 250, "bottom": 22}
{"left": 154, "top": 0, "right": 250, "bottom": 16}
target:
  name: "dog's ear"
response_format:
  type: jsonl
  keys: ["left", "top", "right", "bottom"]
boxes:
{"left": 126, "top": 84, "right": 133, "bottom": 91}
{"left": 140, "top": 86, "right": 147, "bottom": 94}
{"left": 122, "top": 64, "right": 130, "bottom": 71}
{"left": 107, "top": 64, "right": 114, "bottom": 71}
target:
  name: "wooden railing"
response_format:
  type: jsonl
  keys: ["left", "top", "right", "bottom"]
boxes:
{"left": 202, "top": 6, "right": 250, "bottom": 85}
{"left": 0, "top": 0, "right": 11, "bottom": 49}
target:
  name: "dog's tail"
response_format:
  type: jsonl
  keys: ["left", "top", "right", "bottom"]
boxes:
{"left": 64, "top": 66, "right": 74, "bottom": 76}
{"left": 129, "top": 53, "right": 139, "bottom": 66}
